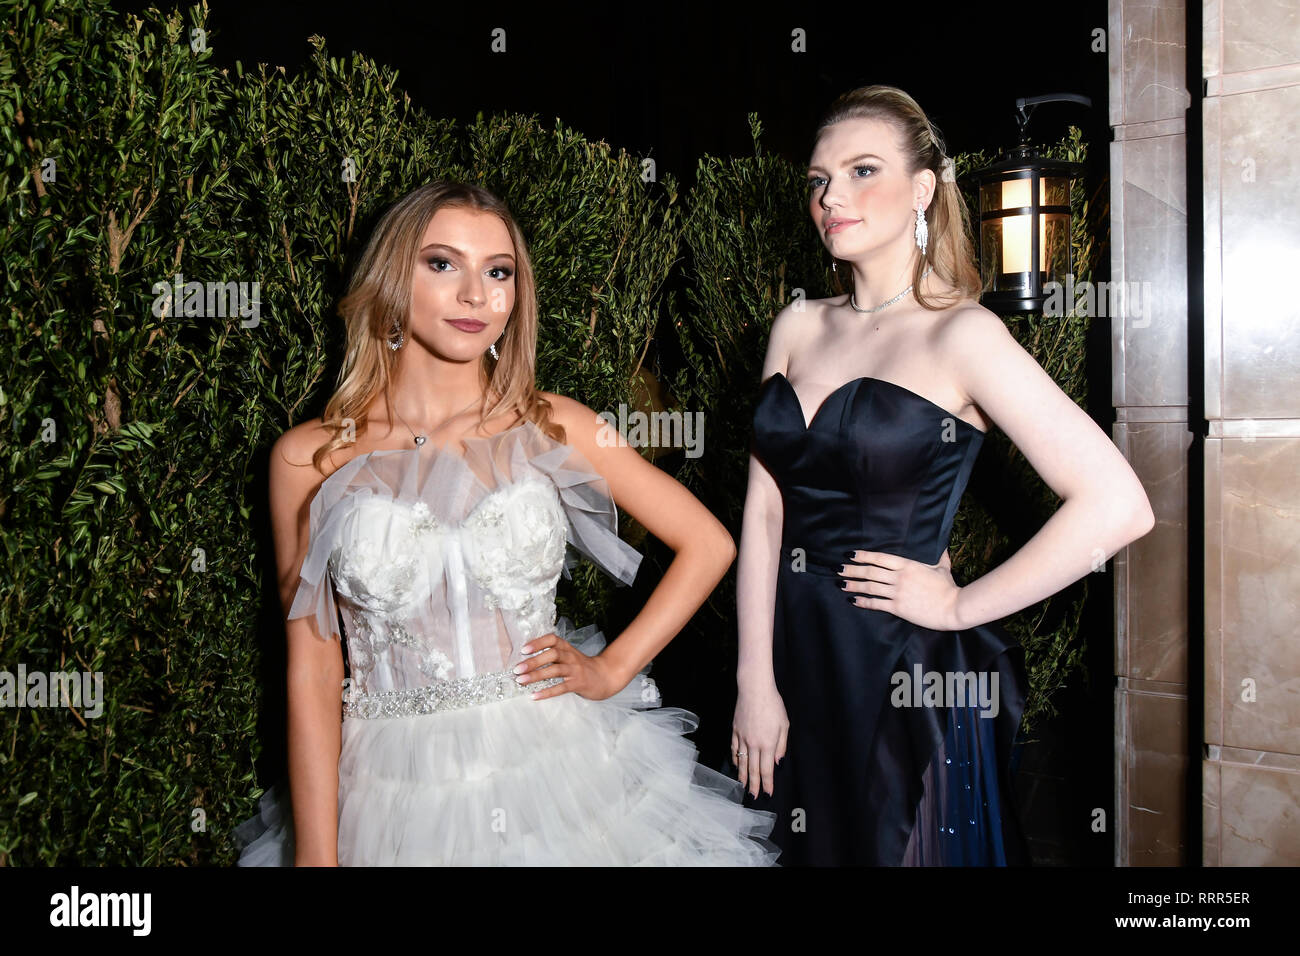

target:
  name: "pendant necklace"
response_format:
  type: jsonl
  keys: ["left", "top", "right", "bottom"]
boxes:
{"left": 392, "top": 393, "right": 484, "bottom": 447}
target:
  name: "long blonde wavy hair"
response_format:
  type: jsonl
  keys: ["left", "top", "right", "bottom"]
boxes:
{"left": 310, "top": 181, "right": 563, "bottom": 474}
{"left": 815, "top": 85, "right": 984, "bottom": 310}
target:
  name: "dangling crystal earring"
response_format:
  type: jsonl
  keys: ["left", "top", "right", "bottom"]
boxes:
{"left": 914, "top": 203, "right": 929, "bottom": 257}
{"left": 489, "top": 341, "right": 499, "bottom": 360}
{"left": 388, "top": 321, "right": 404, "bottom": 351}
{"left": 831, "top": 260, "right": 838, "bottom": 273}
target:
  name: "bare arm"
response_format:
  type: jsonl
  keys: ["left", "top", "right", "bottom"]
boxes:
{"left": 735, "top": 450, "right": 784, "bottom": 691}
{"left": 540, "top": 393, "right": 737, "bottom": 690}
{"left": 945, "top": 307, "right": 1154, "bottom": 627}
{"left": 270, "top": 426, "right": 345, "bottom": 867}
{"left": 732, "top": 304, "right": 800, "bottom": 797}
{"left": 736, "top": 304, "right": 800, "bottom": 693}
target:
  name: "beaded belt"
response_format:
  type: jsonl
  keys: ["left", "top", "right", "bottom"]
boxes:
{"left": 342, "top": 668, "right": 565, "bottom": 719}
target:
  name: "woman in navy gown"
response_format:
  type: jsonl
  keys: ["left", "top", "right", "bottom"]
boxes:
{"left": 733, "top": 86, "right": 1155, "bottom": 865}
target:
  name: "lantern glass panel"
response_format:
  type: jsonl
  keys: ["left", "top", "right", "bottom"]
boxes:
{"left": 981, "top": 219, "right": 1029, "bottom": 293}
{"left": 1042, "top": 175, "right": 1070, "bottom": 206}
{"left": 1042, "top": 212, "right": 1072, "bottom": 284}
{"left": 999, "top": 175, "right": 1044, "bottom": 210}
{"left": 980, "top": 179, "right": 1003, "bottom": 215}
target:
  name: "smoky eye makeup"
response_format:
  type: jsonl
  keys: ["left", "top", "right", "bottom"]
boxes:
{"left": 423, "top": 256, "right": 514, "bottom": 279}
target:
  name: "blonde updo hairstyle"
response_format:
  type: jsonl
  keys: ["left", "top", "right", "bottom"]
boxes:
{"left": 815, "top": 85, "right": 983, "bottom": 310}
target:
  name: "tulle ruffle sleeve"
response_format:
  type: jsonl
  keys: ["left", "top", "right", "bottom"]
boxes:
{"left": 285, "top": 453, "right": 375, "bottom": 642}
{"left": 461, "top": 421, "right": 644, "bottom": 588}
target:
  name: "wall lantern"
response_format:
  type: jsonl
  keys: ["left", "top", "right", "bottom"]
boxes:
{"left": 972, "top": 93, "right": 1090, "bottom": 315}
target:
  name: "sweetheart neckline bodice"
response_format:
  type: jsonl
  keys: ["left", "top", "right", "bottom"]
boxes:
{"left": 766, "top": 371, "right": 987, "bottom": 435}
{"left": 287, "top": 418, "right": 644, "bottom": 689}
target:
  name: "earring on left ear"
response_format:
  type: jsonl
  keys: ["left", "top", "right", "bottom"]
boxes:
{"left": 914, "top": 203, "right": 929, "bottom": 257}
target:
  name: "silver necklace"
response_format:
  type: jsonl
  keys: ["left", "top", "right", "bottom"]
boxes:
{"left": 391, "top": 394, "right": 483, "bottom": 447}
{"left": 850, "top": 266, "right": 933, "bottom": 314}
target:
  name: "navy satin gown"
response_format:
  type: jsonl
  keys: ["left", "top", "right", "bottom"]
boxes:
{"left": 744, "top": 372, "right": 1030, "bottom": 866}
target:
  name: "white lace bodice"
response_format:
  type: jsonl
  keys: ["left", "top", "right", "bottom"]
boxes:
{"left": 287, "top": 421, "right": 642, "bottom": 699}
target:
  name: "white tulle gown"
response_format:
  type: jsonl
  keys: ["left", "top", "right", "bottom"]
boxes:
{"left": 233, "top": 420, "right": 779, "bottom": 866}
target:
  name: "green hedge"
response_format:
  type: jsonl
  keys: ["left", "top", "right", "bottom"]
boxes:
{"left": 1, "top": 0, "right": 1102, "bottom": 864}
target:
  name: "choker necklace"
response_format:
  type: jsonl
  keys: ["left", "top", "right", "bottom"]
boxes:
{"left": 850, "top": 266, "right": 933, "bottom": 315}
{"left": 392, "top": 394, "right": 483, "bottom": 447}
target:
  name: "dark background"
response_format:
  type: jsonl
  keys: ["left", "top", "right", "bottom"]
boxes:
{"left": 114, "top": 0, "right": 1111, "bottom": 183}
{"left": 109, "top": 0, "right": 1115, "bottom": 864}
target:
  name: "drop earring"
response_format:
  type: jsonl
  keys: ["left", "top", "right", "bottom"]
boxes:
{"left": 914, "top": 203, "right": 928, "bottom": 257}
{"left": 388, "top": 321, "right": 404, "bottom": 351}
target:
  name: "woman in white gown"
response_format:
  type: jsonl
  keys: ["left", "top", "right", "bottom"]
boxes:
{"left": 234, "top": 180, "right": 779, "bottom": 866}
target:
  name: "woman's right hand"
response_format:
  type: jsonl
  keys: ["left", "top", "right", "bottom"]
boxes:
{"left": 732, "top": 682, "right": 789, "bottom": 799}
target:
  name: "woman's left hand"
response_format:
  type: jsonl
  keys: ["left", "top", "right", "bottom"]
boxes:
{"left": 515, "top": 633, "right": 625, "bottom": 702}
{"left": 839, "top": 548, "right": 965, "bottom": 631}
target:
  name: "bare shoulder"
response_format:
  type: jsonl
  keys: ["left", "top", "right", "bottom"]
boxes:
{"left": 267, "top": 420, "right": 338, "bottom": 577}
{"left": 928, "top": 300, "right": 1083, "bottom": 434}
{"left": 918, "top": 299, "right": 1150, "bottom": 526}
{"left": 932, "top": 299, "right": 1012, "bottom": 342}
{"left": 776, "top": 294, "right": 841, "bottom": 333}
{"left": 931, "top": 300, "right": 1023, "bottom": 370}
{"left": 764, "top": 295, "right": 838, "bottom": 374}
{"left": 538, "top": 390, "right": 604, "bottom": 448}
{"left": 271, "top": 418, "right": 339, "bottom": 485}
{"left": 534, "top": 389, "right": 721, "bottom": 555}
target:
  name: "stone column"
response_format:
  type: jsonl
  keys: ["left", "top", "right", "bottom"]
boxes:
{"left": 1109, "top": 0, "right": 1193, "bottom": 865}
{"left": 1201, "top": 0, "right": 1300, "bottom": 866}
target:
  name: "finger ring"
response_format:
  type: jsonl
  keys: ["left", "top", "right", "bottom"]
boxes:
{"left": 737, "top": 751, "right": 747, "bottom": 757}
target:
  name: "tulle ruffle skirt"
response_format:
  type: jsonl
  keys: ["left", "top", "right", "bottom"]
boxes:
{"left": 235, "top": 627, "right": 778, "bottom": 866}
